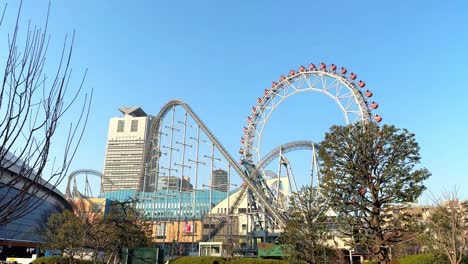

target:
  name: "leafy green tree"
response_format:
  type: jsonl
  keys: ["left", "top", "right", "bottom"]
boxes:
{"left": 280, "top": 186, "right": 333, "bottom": 264}
{"left": 318, "top": 122, "right": 431, "bottom": 264}
{"left": 43, "top": 210, "right": 88, "bottom": 263}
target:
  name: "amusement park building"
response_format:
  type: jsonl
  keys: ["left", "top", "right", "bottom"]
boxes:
{"left": 99, "top": 178, "right": 289, "bottom": 246}
{"left": 102, "top": 107, "right": 154, "bottom": 193}
{"left": 99, "top": 188, "right": 234, "bottom": 247}
{"left": 0, "top": 152, "right": 70, "bottom": 262}
{"left": 99, "top": 188, "right": 230, "bottom": 219}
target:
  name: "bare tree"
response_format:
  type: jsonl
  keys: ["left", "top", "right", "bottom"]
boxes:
{"left": 99, "top": 200, "right": 152, "bottom": 264}
{"left": 425, "top": 189, "right": 468, "bottom": 264}
{"left": 0, "top": 1, "right": 91, "bottom": 227}
{"left": 280, "top": 186, "right": 334, "bottom": 264}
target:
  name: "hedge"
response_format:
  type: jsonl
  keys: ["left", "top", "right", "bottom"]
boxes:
{"left": 32, "top": 256, "right": 98, "bottom": 264}
{"left": 170, "top": 256, "right": 226, "bottom": 264}
{"left": 169, "top": 257, "right": 287, "bottom": 264}
{"left": 229, "top": 259, "right": 287, "bottom": 264}
{"left": 398, "top": 253, "right": 449, "bottom": 264}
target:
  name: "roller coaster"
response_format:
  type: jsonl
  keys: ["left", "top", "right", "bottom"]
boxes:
{"left": 67, "top": 62, "right": 381, "bottom": 249}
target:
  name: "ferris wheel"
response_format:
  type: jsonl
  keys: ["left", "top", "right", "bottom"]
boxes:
{"left": 239, "top": 62, "right": 381, "bottom": 204}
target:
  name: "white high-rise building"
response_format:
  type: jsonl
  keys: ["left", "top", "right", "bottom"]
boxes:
{"left": 101, "top": 107, "right": 153, "bottom": 194}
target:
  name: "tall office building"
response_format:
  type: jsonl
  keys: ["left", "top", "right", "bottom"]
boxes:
{"left": 101, "top": 107, "right": 153, "bottom": 193}
{"left": 211, "top": 169, "right": 228, "bottom": 192}
{"left": 158, "top": 176, "right": 193, "bottom": 192}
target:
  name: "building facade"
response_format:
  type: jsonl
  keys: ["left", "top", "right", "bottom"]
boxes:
{"left": 0, "top": 152, "right": 70, "bottom": 263}
{"left": 102, "top": 107, "right": 154, "bottom": 193}
{"left": 158, "top": 176, "right": 193, "bottom": 192}
{"left": 70, "top": 198, "right": 112, "bottom": 223}
{"left": 211, "top": 169, "right": 228, "bottom": 192}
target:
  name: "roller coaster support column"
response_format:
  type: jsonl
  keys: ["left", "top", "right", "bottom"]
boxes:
{"left": 188, "top": 125, "right": 205, "bottom": 253}
{"left": 204, "top": 143, "right": 221, "bottom": 240}
{"left": 175, "top": 111, "right": 192, "bottom": 252}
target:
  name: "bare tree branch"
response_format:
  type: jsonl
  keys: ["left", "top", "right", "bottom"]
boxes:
{"left": 425, "top": 188, "right": 467, "bottom": 264}
{"left": 0, "top": 0, "right": 91, "bottom": 227}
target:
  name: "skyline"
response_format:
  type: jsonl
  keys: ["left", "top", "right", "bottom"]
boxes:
{"left": 1, "top": 0, "right": 467, "bottom": 201}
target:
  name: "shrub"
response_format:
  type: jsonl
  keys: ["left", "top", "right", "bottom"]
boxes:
{"left": 169, "top": 257, "right": 288, "bottom": 264}
{"left": 398, "top": 253, "right": 449, "bottom": 264}
{"left": 364, "top": 261, "right": 398, "bottom": 264}
{"left": 229, "top": 258, "right": 287, "bottom": 264}
{"left": 170, "top": 256, "right": 226, "bottom": 264}
{"left": 33, "top": 256, "right": 66, "bottom": 264}
{"left": 32, "top": 256, "right": 98, "bottom": 264}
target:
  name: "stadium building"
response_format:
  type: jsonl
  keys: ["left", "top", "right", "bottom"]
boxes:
{"left": 0, "top": 152, "right": 70, "bottom": 263}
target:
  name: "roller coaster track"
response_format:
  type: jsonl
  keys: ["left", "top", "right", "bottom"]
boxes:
{"left": 253, "top": 140, "right": 318, "bottom": 176}
{"left": 136, "top": 99, "right": 286, "bottom": 228}
{"left": 65, "top": 169, "right": 104, "bottom": 199}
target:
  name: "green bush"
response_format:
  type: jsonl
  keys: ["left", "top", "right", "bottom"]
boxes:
{"left": 398, "top": 253, "right": 449, "bottom": 264}
{"left": 33, "top": 256, "right": 66, "bottom": 264}
{"left": 32, "top": 256, "right": 99, "bottom": 264}
{"left": 228, "top": 258, "right": 288, "bottom": 264}
{"left": 170, "top": 256, "right": 226, "bottom": 264}
{"left": 229, "top": 258, "right": 287, "bottom": 264}
{"left": 169, "top": 257, "right": 288, "bottom": 264}
{"left": 365, "top": 260, "right": 398, "bottom": 264}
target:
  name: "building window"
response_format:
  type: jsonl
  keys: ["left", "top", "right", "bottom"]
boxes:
{"left": 203, "top": 224, "right": 215, "bottom": 229}
{"left": 117, "top": 120, "right": 125, "bottom": 132}
{"left": 156, "top": 224, "right": 166, "bottom": 239}
{"left": 182, "top": 222, "right": 196, "bottom": 236}
{"left": 131, "top": 120, "right": 138, "bottom": 132}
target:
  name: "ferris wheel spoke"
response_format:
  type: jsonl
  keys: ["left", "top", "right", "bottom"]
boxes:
{"left": 344, "top": 97, "right": 359, "bottom": 112}
{"left": 336, "top": 90, "right": 354, "bottom": 101}
{"left": 320, "top": 75, "right": 328, "bottom": 91}
{"left": 340, "top": 94, "right": 358, "bottom": 110}
{"left": 286, "top": 80, "right": 299, "bottom": 92}
{"left": 304, "top": 74, "right": 315, "bottom": 90}
{"left": 295, "top": 76, "right": 308, "bottom": 91}
{"left": 323, "top": 77, "right": 341, "bottom": 97}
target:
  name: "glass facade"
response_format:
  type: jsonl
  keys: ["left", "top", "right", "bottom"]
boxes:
{"left": 0, "top": 183, "right": 67, "bottom": 243}
{"left": 99, "top": 188, "right": 235, "bottom": 220}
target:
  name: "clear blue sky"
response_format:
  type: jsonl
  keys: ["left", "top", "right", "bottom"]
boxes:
{"left": 3, "top": 0, "right": 467, "bottom": 200}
